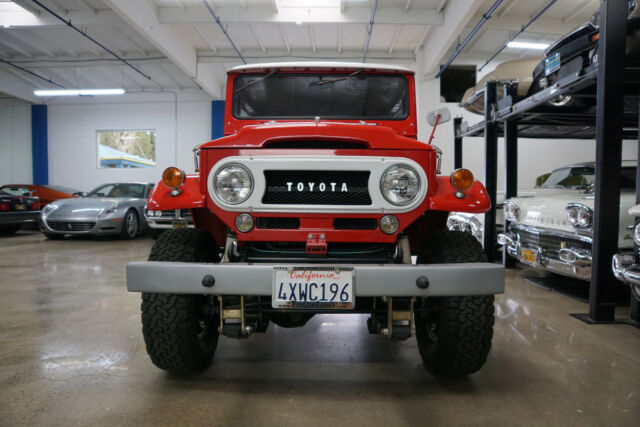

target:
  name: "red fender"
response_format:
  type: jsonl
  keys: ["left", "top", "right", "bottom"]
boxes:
{"left": 428, "top": 176, "right": 491, "bottom": 213}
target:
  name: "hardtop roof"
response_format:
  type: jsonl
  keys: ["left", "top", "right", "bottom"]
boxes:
{"left": 228, "top": 62, "right": 414, "bottom": 74}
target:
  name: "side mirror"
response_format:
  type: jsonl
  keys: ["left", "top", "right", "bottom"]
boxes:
{"left": 427, "top": 107, "right": 451, "bottom": 126}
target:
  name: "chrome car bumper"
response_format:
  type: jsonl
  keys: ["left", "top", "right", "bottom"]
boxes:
{"left": 145, "top": 209, "right": 193, "bottom": 230}
{"left": 498, "top": 225, "right": 593, "bottom": 281}
{"left": 126, "top": 262, "right": 505, "bottom": 296}
{"left": 612, "top": 252, "right": 640, "bottom": 301}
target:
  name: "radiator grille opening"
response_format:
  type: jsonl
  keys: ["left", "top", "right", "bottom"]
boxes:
{"left": 256, "top": 217, "right": 300, "bottom": 229}
{"left": 47, "top": 221, "right": 96, "bottom": 232}
{"left": 334, "top": 218, "right": 378, "bottom": 230}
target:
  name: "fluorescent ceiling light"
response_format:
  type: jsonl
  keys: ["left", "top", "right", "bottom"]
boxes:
{"left": 34, "top": 89, "right": 126, "bottom": 97}
{"left": 276, "top": 0, "right": 341, "bottom": 7}
{"left": 507, "top": 41, "right": 549, "bottom": 50}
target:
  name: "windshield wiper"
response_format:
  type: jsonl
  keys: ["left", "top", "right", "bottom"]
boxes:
{"left": 234, "top": 71, "right": 276, "bottom": 93}
{"left": 309, "top": 70, "right": 361, "bottom": 86}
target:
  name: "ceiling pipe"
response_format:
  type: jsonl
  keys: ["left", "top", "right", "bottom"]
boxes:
{"left": 29, "top": 0, "right": 152, "bottom": 80}
{"left": 202, "top": 0, "right": 247, "bottom": 65}
{"left": 478, "top": 0, "right": 557, "bottom": 71}
{"left": 435, "top": 0, "right": 503, "bottom": 78}
{"left": 362, "top": 0, "right": 378, "bottom": 62}
{"left": 0, "top": 58, "right": 65, "bottom": 88}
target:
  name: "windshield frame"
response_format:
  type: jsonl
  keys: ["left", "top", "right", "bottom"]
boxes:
{"left": 87, "top": 183, "right": 146, "bottom": 198}
{"left": 230, "top": 71, "right": 411, "bottom": 122}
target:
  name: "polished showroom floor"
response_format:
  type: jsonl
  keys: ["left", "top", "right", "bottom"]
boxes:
{"left": 1, "top": 231, "right": 638, "bottom": 426}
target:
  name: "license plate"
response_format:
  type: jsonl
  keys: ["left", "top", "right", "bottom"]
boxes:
{"left": 545, "top": 52, "right": 561, "bottom": 76}
{"left": 172, "top": 220, "right": 188, "bottom": 229}
{"left": 521, "top": 248, "right": 538, "bottom": 264}
{"left": 15, "top": 204, "right": 26, "bottom": 210}
{"left": 272, "top": 267, "right": 354, "bottom": 309}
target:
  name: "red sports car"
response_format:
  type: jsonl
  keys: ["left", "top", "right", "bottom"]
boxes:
{"left": 0, "top": 184, "right": 80, "bottom": 206}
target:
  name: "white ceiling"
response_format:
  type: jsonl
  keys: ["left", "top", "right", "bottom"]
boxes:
{"left": 0, "top": 0, "right": 600, "bottom": 102}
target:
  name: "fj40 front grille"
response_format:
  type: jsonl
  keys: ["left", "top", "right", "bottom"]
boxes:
{"left": 262, "top": 170, "right": 372, "bottom": 205}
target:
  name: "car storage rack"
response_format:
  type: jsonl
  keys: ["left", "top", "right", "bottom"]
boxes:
{"left": 453, "top": 0, "right": 639, "bottom": 327}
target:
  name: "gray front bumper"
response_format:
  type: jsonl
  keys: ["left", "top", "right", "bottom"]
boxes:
{"left": 126, "top": 261, "right": 504, "bottom": 296}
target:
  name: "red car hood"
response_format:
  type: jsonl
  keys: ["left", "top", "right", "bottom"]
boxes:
{"left": 199, "top": 122, "right": 433, "bottom": 151}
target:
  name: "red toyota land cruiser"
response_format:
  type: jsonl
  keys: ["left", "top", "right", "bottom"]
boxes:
{"left": 127, "top": 62, "right": 504, "bottom": 377}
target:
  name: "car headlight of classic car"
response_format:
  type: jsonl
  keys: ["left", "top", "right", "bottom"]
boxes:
{"left": 503, "top": 201, "right": 519, "bottom": 222}
{"left": 214, "top": 163, "right": 254, "bottom": 204}
{"left": 380, "top": 164, "right": 421, "bottom": 206}
{"left": 566, "top": 203, "right": 593, "bottom": 230}
{"left": 634, "top": 222, "right": 640, "bottom": 246}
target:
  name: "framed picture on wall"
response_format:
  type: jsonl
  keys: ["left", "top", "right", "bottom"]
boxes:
{"left": 96, "top": 129, "right": 157, "bottom": 169}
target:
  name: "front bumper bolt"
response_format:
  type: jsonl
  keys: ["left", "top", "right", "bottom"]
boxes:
{"left": 202, "top": 274, "right": 215, "bottom": 288}
{"left": 416, "top": 276, "right": 429, "bottom": 289}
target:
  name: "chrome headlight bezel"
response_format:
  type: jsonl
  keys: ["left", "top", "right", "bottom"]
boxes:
{"left": 633, "top": 222, "right": 640, "bottom": 246}
{"left": 214, "top": 163, "right": 254, "bottom": 205}
{"left": 503, "top": 201, "right": 519, "bottom": 222}
{"left": 42, "top": 204, "right": 58, "bottom": 215}
{"left": 380, "top": 164, "right": 421, "bottom": 206}
{"left": 567, "top": 203, "right": 592, "bottom": 231}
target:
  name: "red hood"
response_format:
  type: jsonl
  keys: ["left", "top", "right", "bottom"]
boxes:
{"left": 199, "top": 122, "right": 433, "bottom": 151}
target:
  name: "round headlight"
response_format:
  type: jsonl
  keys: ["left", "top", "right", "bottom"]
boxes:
{"left": 634, "top": 223, "right": 640, "bottom": 246}
{"left": 380, "top": 165, "right": 420, "bottom": 206}
{"left": 235, "top": 213, "right": 254, "bottom": 233}
{"left": 214, "top": 164, "right": 253, "bottom": 205}
{"left": 577, "top": 207, "right": 592, "bottom": 227}
{"left": 567, "top": 206, "right": 578, "bottom": 225}
{"left": 380, "top": 215, "right": 399, "bottom": 234}
{"left": 503, "top": 201, "right": 519, "bottom": 222}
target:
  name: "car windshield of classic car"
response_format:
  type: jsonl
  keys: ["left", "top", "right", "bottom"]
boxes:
{"left": 541, "top": 166, "right": 636, "bottom": 189}
{"left": 232, "top": 73, "right": 409, "bottom": 120}
{"left": 87, "top": 183, "right": 146, "bottom": 198}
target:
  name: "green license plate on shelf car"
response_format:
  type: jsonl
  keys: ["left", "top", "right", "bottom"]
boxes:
{"left": 545, "top": 52, "right": 561, "bottom": 76}
{"left": 272, "top": 267, "right": 354, "bottom": 309}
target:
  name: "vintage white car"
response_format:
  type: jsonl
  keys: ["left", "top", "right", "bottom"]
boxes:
{"left": 498, "top": 161, "right": 637, "bottom": 280}
{"left": 612, "top": 204, "right": 640, "bottom": 301}
{"left": 447, "top": 163, "right": 597, "bottom": 243}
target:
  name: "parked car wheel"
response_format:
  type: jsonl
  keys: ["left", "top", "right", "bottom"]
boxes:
{"left": 120, "top": 209, "right": 139, "bottom": 240}
{"left": 0, "top": 225, "right": 21, "bottom": 235}
{"left": 414, "top": 231, "right": 495, "bottom": 377}
{"left": 141, "top": 229, "right": 220, "bottom": 372}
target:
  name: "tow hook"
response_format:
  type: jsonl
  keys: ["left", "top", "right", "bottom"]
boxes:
{"left": 306, "top": 233, "right": 328, "bottom": 254}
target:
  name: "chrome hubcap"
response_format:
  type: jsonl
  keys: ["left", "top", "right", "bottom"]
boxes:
{"left": 126, "top": 213, "right": 137, "bottom": 237}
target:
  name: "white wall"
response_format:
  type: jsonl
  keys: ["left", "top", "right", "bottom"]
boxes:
{"left": 47, "top": 93, "right": 212, "bottom": 192}
{"left": 0, "top": 98, "right": 32, "bottom": 184}
{"left": 416, "top": 77, "right": 638, "bottom": 190}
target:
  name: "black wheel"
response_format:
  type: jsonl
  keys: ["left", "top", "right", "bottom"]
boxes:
{"left": 0, "top": 225, "right": 21, "bottom": 235}
{"left": 120, "top": 209, "right": 139, "bottom": 240}
{"left": 414, "top": 230, "right": 495, "bottom": 378}
{"left": 44, "top": 232, "right": 64, "bottom": 240}
{"left": 141, "top": 229, "right": 220, "bottom": 373}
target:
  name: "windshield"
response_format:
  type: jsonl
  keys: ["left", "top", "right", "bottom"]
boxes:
{"left": 541, "top": 166, "right": 636, "bottom": 189}
{"left": 87, "top": 183, "right": 145, "bottom": 198}
{"left": 0, "top": 186, "right": 30, "bottom": 196}
{"left": 232, "top": 73, "right": 409, "bottom": 120}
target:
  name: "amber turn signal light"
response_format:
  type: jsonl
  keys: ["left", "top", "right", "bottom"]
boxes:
{"left": 162, "top": 167, "right": 185, "bottom": 189}
{"left": 450, "top": 168, "right": 474, "bottom": 191}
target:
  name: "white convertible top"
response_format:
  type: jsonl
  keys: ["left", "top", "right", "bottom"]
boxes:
{"left": 229, "top": 62, "right": 413, "bottom": 74}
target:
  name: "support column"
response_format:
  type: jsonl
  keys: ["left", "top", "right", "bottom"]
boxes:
{"left": 211, "top": 100, "right": 225, "bottom": 140}
{"left": 586, "top": 0, "right": 627, "bottom": 322}
{"left": 632, "top": 94, "right": 640, "bottom": 323}
{"left": 31, "top": 105, "right": 48, "bottom": 185}
{"left": 503, "top": 83, "right": 518, "bottom": 267}
{"left": 483, "top": 81, "right": 498, "bottom": 262}
{"left": 453, "top": 117, "right": 463, "bottom": 169}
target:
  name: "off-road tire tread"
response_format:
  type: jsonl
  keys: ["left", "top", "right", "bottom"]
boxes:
{"left": 141, "top": 229, "right": 219, "bottom": 373}
{"left": 415, "top": 230, "right": 495, "bottom": 378}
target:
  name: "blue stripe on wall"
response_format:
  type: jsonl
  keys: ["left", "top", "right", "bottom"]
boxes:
{"left": 211, "top": 100, "right": 225, "bottom": 140}
{"left": 31, "top": 105, "right": 48, "bottom": 185}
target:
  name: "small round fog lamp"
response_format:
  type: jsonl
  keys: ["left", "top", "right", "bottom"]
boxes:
{"left": 380, "top": 215, "right": 399, "bottom": 234}
{"left": 235, "top": 213, "right": 254, "bottom": 233}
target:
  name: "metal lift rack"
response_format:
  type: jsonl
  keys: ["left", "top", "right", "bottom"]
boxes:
{"left": 453, "top": 0, "right": 639, "bottom": 327}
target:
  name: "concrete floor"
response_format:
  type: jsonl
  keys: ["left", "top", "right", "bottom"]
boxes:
{"left": 1, "top": 231, "right": 638, "bottom": 426}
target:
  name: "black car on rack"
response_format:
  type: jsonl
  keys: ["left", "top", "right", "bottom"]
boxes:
{"left": 529, "top": 1, "right": 640, "bottom": 107}
{"left": 0, "top": 187, "right": 41, "bottom": 235}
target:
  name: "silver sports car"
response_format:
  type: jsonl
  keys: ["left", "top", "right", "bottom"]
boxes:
{"left": 40, "top": 182, "right": 155, "bottom": 239}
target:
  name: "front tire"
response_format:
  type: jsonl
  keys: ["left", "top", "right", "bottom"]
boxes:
{"left": 120, "top": 209, "right": 139, "bottom": 240}
{"left": 141, "top": 229, "right": 220, "bottom": 373}
{"left": 414, "top": 231, "right": 495, "bottom": 378}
